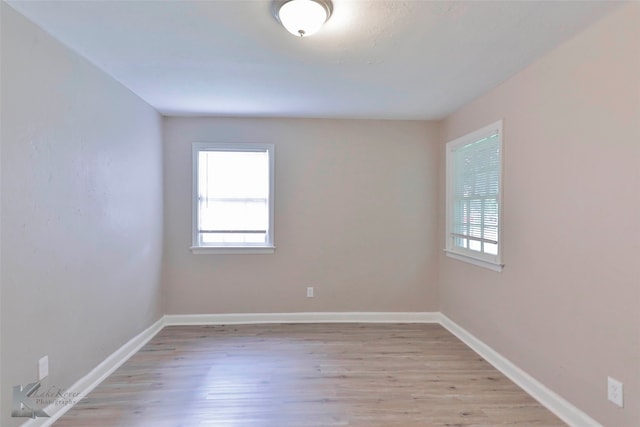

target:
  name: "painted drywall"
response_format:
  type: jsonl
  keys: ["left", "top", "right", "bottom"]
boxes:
{"left": 438, "top": 3, "right": 639, "bottom": 426}
{"left": 163, "top": 117, "right": 439, "bottom": 314}
{"left": 1, "top": 4, "right": 164, "bottom": 426}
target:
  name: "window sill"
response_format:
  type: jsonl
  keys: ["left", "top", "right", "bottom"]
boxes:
{"left": 191, "top": 246, "right": 275, "bottom": 255}
{"left": 444, "top": 249, "right": 504, "bottom": 272}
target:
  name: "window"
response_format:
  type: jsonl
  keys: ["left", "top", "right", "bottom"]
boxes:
{"left": 192, "top": 143, "right": 275, "bottom": 254}
{"left": 445, "top": 120, "right": 503, "bottom": 271}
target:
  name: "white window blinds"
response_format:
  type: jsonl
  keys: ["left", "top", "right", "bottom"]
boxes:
{"left": 446, "top": 121, "right": 503, "bottom": 270}
{"left": 192, "top": 143, "right": 275, "bottom": 251}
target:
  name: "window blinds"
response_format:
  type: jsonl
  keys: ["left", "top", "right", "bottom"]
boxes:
{"left": 451, "top": 132, "right": 501, "bottom": 256}
{"left": 197, "top": 150, "right": 270, "bottom": 245}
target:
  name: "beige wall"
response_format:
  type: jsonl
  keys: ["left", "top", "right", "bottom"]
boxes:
{"left": 2, "top": 2, "right": 637, "bottom": 426}
{"left": 1, "top": 4, "right": 164, "bottom": 426}
{"left": 438, "top": 3, "right": 639, "bottom": 426}
{"left": 163, "top": 117, "right": 439, "bottom": 314}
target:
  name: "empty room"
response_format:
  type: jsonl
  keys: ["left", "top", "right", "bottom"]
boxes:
{"left": 1, "top": 0, "right": 638, "bottom": 426}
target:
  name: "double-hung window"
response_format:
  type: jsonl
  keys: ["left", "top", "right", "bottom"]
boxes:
{"left": 192, "top": 143, "right": 275, "bottom": 254}
{"left": 445, "top": 120, "right": 503, "bottom": 271}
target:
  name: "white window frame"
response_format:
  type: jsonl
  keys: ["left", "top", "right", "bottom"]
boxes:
{"left": 445, "top": 120, "right": 503, "bottom": 272}
{"left": 191, "top": 142, "right": 275, "bottom": 254}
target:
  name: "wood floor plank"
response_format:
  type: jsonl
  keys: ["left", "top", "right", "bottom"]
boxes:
{"left": 54, "top": 324, "right": 566, "bottom": 426}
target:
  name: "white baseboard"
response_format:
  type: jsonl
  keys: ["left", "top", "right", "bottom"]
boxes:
{"left": 22, "top": 311, "right": 601, "bottom": 427}
{"left": 164, "top": 311, "right": 440, "bottom": 325}
{"left": 438, "top": 314, "right": 602, "bottom": 427}
{"left": 22, "top": 316, "right": 165, "bottom": 427}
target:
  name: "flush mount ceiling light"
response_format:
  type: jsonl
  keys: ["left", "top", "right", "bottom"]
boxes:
{"left": 273, "top": 0, "right": 333, "bottom": 37}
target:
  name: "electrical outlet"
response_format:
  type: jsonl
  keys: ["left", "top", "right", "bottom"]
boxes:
{"left": 306, "top": 287, "right": 314, "bottom": 298}
{"left": 608, "top": 376, "right": 623, "bottom": 407}
{"left": 38, "top": 356, "right": 49, "bottom": 381}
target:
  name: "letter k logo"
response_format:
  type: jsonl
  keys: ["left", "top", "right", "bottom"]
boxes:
{"left": 12, "top": 382, "right": 49, "bottom": 418}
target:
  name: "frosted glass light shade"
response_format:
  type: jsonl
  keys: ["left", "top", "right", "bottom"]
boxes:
{"left": 276, "top": 0, "right": 332, "bottom": 37}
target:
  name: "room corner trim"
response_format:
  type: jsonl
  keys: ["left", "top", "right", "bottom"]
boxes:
{"left": 438, "top": 314, "right": 603, "bottom": 427}
{"left": 22, "top": 316, "right": 166, "bottom": 427}
{"left": 163, "top": 311, "right": 440, "bottom": 326}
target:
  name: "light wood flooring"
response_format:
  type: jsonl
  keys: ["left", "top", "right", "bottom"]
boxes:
{"left": 54, "top": 323, "right": 566, "bottom": 426}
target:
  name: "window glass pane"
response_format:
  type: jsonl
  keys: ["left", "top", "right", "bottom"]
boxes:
{"left": 199, "top": 200, "right": 267, "bottom": 231}
{"left": 469, "top": 199, "right": 482, "bottom": 239}
{"left": 448, "top": 125, "right": 501, "bottom": 262}
{"left": 484, "top": 226, "right": 498, "bottom": 242}
{"left": 453, "top": 199, "right": 468, "bottom": 236}
{"left": 195, "top": 147, "right": 272, "bottom": 247}
{"left": 484, "top": 199, "right": 498, "bottom": 227}
{"left": 484, "top": 243, "right": 498, "bottom": 255}
{"left": 199, "top": 151, "right": 268, "bottom": 200}
{"left": 201, "top": 232, "right": 266, "bottom": 245}
{"left": 454, "top": 236, "right": 467, "bottom": 249}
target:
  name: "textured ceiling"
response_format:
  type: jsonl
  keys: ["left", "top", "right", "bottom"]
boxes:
{"left": 6, "top": 0, "right": 620, "bottom": 119}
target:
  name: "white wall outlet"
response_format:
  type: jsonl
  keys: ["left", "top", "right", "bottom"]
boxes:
{"left": 306, "top": 287, "right": 314, "bottom": 298}
{"left": 38, "top": 355, "right": 49, "bottom": 381}
{"left": 607, "top": 376, "right": 623, "bottom": 407}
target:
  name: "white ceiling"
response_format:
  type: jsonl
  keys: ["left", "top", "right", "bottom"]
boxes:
{"left": 7, "top": 0, "right": 620, "bottom": 120}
